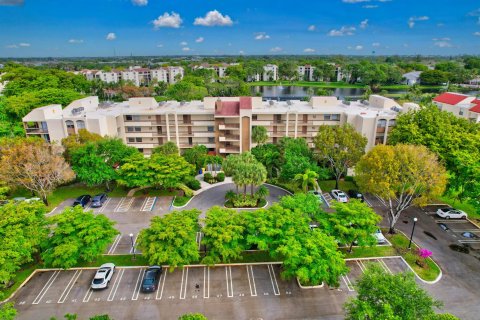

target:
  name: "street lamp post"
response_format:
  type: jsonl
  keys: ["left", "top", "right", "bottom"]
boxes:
{"left": 129, "top": 233, "right": 136, "bottom": 260}
{"left": 408, "top": 217, "right": 418, "bottom": 249}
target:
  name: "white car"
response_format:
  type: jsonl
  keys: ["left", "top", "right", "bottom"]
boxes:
{"left": 373, "top": 229, "right": 387, "bottom": 244}
{"left": 308, "top": 190, "right": 323, "bottom": 203}
{"left": 331, "top": 189, "right": 348, "bottom": 203}
{"left": 436, "top": 207, "right": 467, "bottom": 220}
{"left": 91, "top": 263, "right": 115, "bottom": 290}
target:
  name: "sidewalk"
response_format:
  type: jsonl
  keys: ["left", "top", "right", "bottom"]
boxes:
{"left": 194, "top": 172, "right": 233, "bottom": 196}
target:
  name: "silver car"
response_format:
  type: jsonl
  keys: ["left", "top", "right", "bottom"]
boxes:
{"left": 91, "top": 263, "right": 115, "bottom": 290}
{"left": 331, "top": 189, "right": 348, "bottom": 203}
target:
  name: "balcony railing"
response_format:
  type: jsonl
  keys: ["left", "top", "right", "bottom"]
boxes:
{"left": 25, "top": 128, "right": 49, "bottom": 134}
{"left": 218, "top": 123, "right": 240, "bottom": 130}
{"left": 219, "top": 147, "right": 240, "bottom": 154}
{"left": 219, "top": 134, "right": 240, "bottom": 142}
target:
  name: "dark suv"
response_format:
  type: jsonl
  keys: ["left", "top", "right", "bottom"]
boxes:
{"left": 141, "top": 266, "right": 162, "bottom": 293}
{"left": 72, "top": 195, "right": 91, "bottom": 208}
{"left": 91, "top": 193, "right": 108, "bottom": 208}
{"left": 347, "top": 190, "right": 364, "bottom": 202}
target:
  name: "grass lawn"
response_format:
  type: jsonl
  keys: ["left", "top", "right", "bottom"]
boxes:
{"left": 173, "top": 195, "right": 192, "bottom": 207}
{"left": 386, "top": 232, "right": 441, "bottom": 282}
{"left": 317, "top": 180, "right": 357, "bottom": 192}
{"left": 77, "top": 255, "right": 149, "bottom": 267}
{"left": 340, "top": 245, "right": 396, "bottom": 258}
{"left": 437, "top": 195, "right": 480, "bottom": 221}
{"left": 0, "top": 264, "right": 37, "bottom": 301}
{"left": 133, "top": 187, "right": 177, "bottom": 197}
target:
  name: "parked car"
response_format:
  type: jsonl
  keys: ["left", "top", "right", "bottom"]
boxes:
{"left": 91, "top": 263, "right": 115, "bottom": 290}
{"left": 373, "top": 229, "right": 387, "bottom": 244}
{"left": 331, "top": 189, "right": 348, "bottom": 203}
{"left": 91, "top": 193, "right": 108, "bottom": 208}
{"left": 347, "top": 190, "right": 364, "bottom": 202}
{"left": 73, "top": 195, "right": 91, "bottom": 208}
{"left": 308, "top": 190, "right": 323, "bottom": 203}
{"left": 141, "top": 266, "right": 162, "bottom": 293}
{"left": 436, "top": 207, "right": 467, "bottom": 220}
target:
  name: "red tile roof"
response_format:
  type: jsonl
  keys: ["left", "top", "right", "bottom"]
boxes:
{"left": 433, "top": 92, "right": 469, "bottom": 105}
{"left": 469, "top": 100, "right": 480, "bottom": 113}
{"left": 239, "top": 97, "right": 252, "bottom": 110}
{"left": 215, "top": 101, "right": 239, "bottom": 116}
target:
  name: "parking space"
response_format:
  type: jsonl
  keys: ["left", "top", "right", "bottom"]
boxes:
{"left": 321, "top": 192, "right": 332, "bottom": 208}
{"left": 105, "top": 233, "right": 141, "bottom": 255}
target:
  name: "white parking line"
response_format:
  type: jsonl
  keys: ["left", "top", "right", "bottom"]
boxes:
{"left": 108, "top": 234, "right": 122, "bottom": 254}
{"left": 32, "top": 271, "right": 60, "bottom": 304}
{"left": 459, "top": 240, "right": 480, "bottom": 243}
{"left": 116, "top": 197, "right": 134, "bottom": 212}
{"left": 180, "top": 268, "right": 189, "bottom": 299}
{"left": 377, "top": 259, "right": 393, "bottom": 275}
{"left": 204, "top": 267, "right": 210, "bottom": 299}
{"left": 107, "top": 268, "right": 125, "bottom": 301}
{"left": 82, "top": 288, "right": 93, "bottom": 303}
{"left": 267, "top": 264, "right": 280, "bottom": 296}
{"left": 131, "top": 268, "right": 145, "bottom": 301}
{"left": 246, "top": 265, "right": 257, "bottom": 297}
{"left": 156, "top": 269, "right": 167, "bottom": 300}
{"left": 97, "top": 198, "right": 111, "bottom": 213}
{"left": 225, "top": 266, "right": 233, "bottom": 298}
{"left": 58, "top": 270, "right": 82, "bottom": 303}
{"left": 129, "top": 235, "right": 138, "bottom": 254}
{"left": 356, "top": 260, "right": 366, "bottom": 272}
{"left": 141, "top": 197, "right": 157, "bottom": 212}
{"left": 341, "top": 275, "right": 354, "bottom": 292}
{"left": 435, "top": 220, "right": 467, "bottom": 224}
{"left": 114, "top": 197, "right": 126, "bottom": 212}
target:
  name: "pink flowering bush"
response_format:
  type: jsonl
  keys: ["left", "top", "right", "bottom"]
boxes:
{"left": 416, "top": 248, "right": 432, "bottom": 268}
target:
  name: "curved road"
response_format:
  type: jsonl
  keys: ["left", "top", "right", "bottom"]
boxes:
{"left": 182, "top": 183, "right": 290, "bottom": 216}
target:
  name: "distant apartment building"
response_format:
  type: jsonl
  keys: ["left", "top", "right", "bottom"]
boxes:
{"left": 433, "top": 92, "right": 480, "bottom": 123}
{"left": 76, "top": 66, "right": 184, "bottom": 86}
{"left": 23, "top": 95, "right": 402, "bottom": 156}
{"left": 297, "top": 65, "right": 316, "bottom": 81}
{"left": 247, "top": 64, "right": 279, "bottom": 82}
{"left": 191, "top": 63, "right": 239, "bottom": 78}
{"left": 402, "top": 71, "right": 422, "bottom": 86}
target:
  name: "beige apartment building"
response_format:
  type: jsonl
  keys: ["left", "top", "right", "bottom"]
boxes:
{"left": 23, "top": 95, "right": 401, "bottom": 155}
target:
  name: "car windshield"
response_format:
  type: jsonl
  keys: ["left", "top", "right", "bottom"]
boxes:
{"left": 143, "top": 278, "right": 154, "bottom": 285}
{"left": 93, "top": 278, "right": 104, "bottom": 284}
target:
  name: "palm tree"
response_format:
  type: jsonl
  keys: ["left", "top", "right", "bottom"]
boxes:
{"left": 225, "top": 190, "right": 236, "bottom": 202}
{"left": 255, "top": 185, "right": 269, "bottom": 200}
{"left": 294, "top": 169, "right": 319, "bottom": 193}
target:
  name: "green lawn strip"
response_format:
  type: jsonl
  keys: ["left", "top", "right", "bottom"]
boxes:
{"left": 339, "top": 245, "right": 396, "bottom": 258}
{"left": 133, "top": 187, "right": 177, "bottom": 197}
{"left": 77, "top": 255, "right": 149, "bottom": 267}
{"left": 386, "top": 233, "right": 441, "bottom": 282}
{"left": 0, "top": 264, "right": 37, "bottom": 301}
{"left": 437, "top": 195, "right": 480, "bottom": 221}
{"left": 173, "top": 195, "right": 192, "bottom": 207}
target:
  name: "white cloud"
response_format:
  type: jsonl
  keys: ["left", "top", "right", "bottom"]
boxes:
{"left": 182, "top": 47, "right": 191, "bottom": 52}
{"left": 304, "top": 48, "right": 316, "bottom": 53}
{"left": 328, "top": 26, "right": 356, "bottom": 36}
{"left": 106, "top": 33, "right": 116, "bottom": 40}
{"left": 355, "top": 45, "right": 364, "bottom": 50}
{"left": 239, "top": 50, "right": 245, "bottom": 55}
{"left": 131, "top": 0, "right": 147, "bottom": 6}
{"left": 254, "top": 32, "right": 270, "bottom": 40}
{"left": 474, "top": 32, "right": 480, "bottom": 36}
{"left": 434, "top": 41, "right": 452, "bottom": 48}
{"left": 372, "top": 42, "right": 380, "bottom": 47}
{"left": 18, "top": 42, "right": 30, "bottom": 47}
{"left": 343, "top": 0, "right": 370, "bottom": 3}
{"left": 5, "top": 44, "right": 18, "bottom": 49}
{"left": 363, "top": 5, "right": 378, "bottom": 8}
{"left": 156, "top": 44, "right": 163, "bottom": 47}
{"left": 408, "top": 16, "right": 429, "bottom": 28}
{"left": 68, "top": 39, "right": 84, "bottom": 44}
{"left": 432, "top": 37, "right": 450, "bottom": 41}
{"left": 308, "top": 25, "right": 316, "bottom": 31}
{"left": 270, "top": 47, "right": 283, "bottom": 53}
{"left": 437, "top": 23, "right": 445, "bottom": 27}
{"left": 153, "top": 12, "right": 182, "bottom": 29}
{"left": 195, "top": 37, "right": 204, "bottom": 43}
{"left": 194, "top": 10, "right": 233, "bottom": 27}
{"left": 180, "top": 41, "right": 188, "bottom": 46}
{"left": 467, "top": 8, "right": 480, "bottom": 17}
{"left": 360, "top": 19, "right": 369, "bottom": 29}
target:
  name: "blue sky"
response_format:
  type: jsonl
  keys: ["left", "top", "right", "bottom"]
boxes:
{"left": 0, "top": 0, "right": 479, "bottom": 57}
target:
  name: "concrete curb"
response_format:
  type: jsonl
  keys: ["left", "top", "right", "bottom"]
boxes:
{"left": 263, "top": 183, "right": 294, "bottom": 196}
{"left": 171, "top": 196, "right": 195, "bottom": 209}
{"left": 296, "top": 278, "right": 324, "bottom": 289}
{"left": 223, "top": 200, "right": 269, "bottom": 210}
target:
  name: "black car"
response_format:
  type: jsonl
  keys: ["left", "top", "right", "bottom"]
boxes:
{"left": 348, "top": 190, "right": 364, "bottom": 202}
{"left": 141, "top": 266, "right": 162, "bottom": 293}
{"left": 91, "top": 193, "right": 108, "bottom": 208}
{"left": 72, "top": 195, "right": 91, "bottom": 208}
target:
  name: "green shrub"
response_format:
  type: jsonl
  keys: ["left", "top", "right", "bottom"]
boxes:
{"left": 204, "top": 172, "right": 213, "bottom": 180}
{"left": 232, "top": 195, "right": 258, "bottom": 208}
{"left": 185, "top": 177, "right": 201, "bottom": 190}
{"left": 344, "top": 176, "right": 355, "bottom": 182}
{"left": 216, "top": 172, "right": 225, "bottom": 182}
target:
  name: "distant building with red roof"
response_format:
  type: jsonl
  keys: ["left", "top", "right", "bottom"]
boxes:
{"left": 432, "top": 92, "right": 480, "bottom": 123}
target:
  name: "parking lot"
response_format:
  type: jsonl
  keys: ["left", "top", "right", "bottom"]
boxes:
{"left": 13, "top": 257, "right": 411, "bottom": 319}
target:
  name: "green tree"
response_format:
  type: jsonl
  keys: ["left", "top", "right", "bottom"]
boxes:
{"left": 178, "top": 313, "right": 208, "bottom": 320}
{"left": 201, "top": 206, "right": 246, "bottom": 264}
{"left": 116, "top": 153, "right": 151, "bottom": 188}
{"left": 279, "top": 193, "right": 321, "bottom": 218}
{"left": 279, "top": 61, "right": 298, "bottom": 81}
{"left": 255, "top": 185, "right": 270, "bottom": 200}
{"left": 344, "top": 264, "right": 442, "bottom": 320}
{"left": 138, "top": 209, "right": 200, "bottom": 269}
{"left": 41, "top": 206, "right": 119, "bottom": 269}
{"left": 448, "top": 150, "right": 480, "bottom": 203}
{"left": 314, "top": 124, "right": 367, "bottom": 189}
{"left": 152, "top": 141, "right": 179, "bottom": 156}
{"left": 355, "top": 144, "right": 447, "bottom": 233}
{"left": 420, "top": 70, "right": 449, "bottom": 85}
{"left": 165, "top": 80, "right": 208, "bottom": 101}
{"left": 252, "top": 126, "right": 268, "bottom": 145}
{"left": 61, "top": 129, "right": 103, "bottom": 163}
{"left": 0, "top": 201, "right": 48, "bottom": 288}
{"left": 182, "top": 145, "right": 208, "bottom": 171}
{"left": 251, "top": 143, "right": 281, "bottom": 178}
{"left": 293, "top": 169, "right": 318, "bottom": 193}
{"left": 327, "top": 201, "right": 381, "bottom": 252}
{"left": 0, "top": 303, "right": 17, "bottom": 320}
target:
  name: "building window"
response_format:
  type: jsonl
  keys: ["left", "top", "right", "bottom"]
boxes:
{"left": 459, "top": 110, "right": 464, "bottom": 116}
{"left": 208, "top": 137, "right": 215, "bottom": 143}
{"left": 252, "top": 115, "right": 258, "bottom": 121}
{"left": 275, "top": 115, "right": 282, "bottom": 123}
{"left": 207, "top": 126, "right": 214, "bottom": 132}
{"left": 138, "top": 148, "right": 144, "bottom": 153}
{"left": 331, "top": 114, "right": 340, "bottom": 121}
{"left": 388, "top": 119, "right": 396, "bottom": 127}
{"left": 134, "top": 127, "right": 141, "bottom": 132}
{"left": 377, "top": 119, "right": 387, "bottom": 128}
{"left": 76, "top": 120, "right": 86, "bottom": 129}
{"left": 324, "top": 114, "right": 331, "bottom": 121}
{"left": 65, "top": 120, "right": 74, "bottom": 128}
{"left": 128, "top": 138, "right": 135, "bottom": 143}
{"left": 135, "top": 137, "right": 142, "bottom": 143}
{"left": 188, "top": 137, "right": 193, "bottom": 145}
{"left": 127, "top": 127, "right": 134, "bottom": 132}
{"left": 126, "top": 115, "right": 133, "bottom": 121}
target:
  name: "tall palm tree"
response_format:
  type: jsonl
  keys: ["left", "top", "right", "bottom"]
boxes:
{"left": 294, "top": 169, "right": 319, "bottom": 193}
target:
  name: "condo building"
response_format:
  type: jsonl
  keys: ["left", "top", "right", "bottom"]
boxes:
{"left": 23, "top": 95, "right": 401, "bottom": 156}
{"left": 297, "top": 65, "right": 316, "bottom": 82}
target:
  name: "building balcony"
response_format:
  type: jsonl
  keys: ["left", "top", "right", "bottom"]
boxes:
{"left": 219, "top": 147, "right": 240, "bottom": 154}
{"left": 219, "top": 134, "right": 240, "bottom": 142}
{"left": 218, "top": 123, "right": 240, "bottom": 130}
{"left": 25, "top": 128, "right": 49, "bottom": 134}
